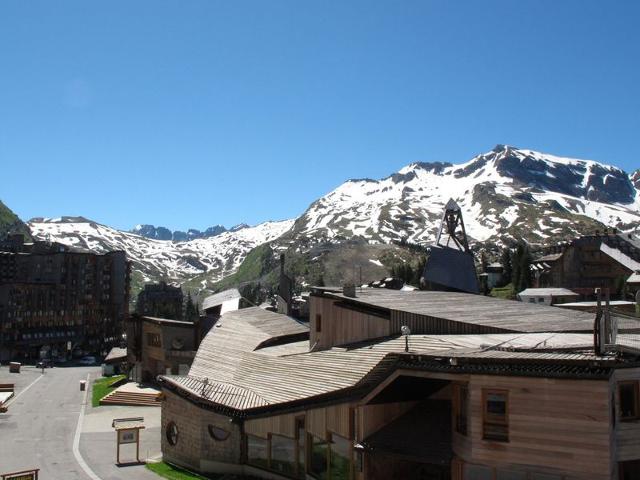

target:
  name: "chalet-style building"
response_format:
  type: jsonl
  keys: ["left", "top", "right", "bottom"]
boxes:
{"left": 127, "top": 315, "right": 199, "bottom": 382}
{"left": 532, "top": 231, "right": 640, "bottom": 298}
{"left": 0, "top": 234, "right": 130, "bottom": 361}
{"left": 157, "top": 287, "right": 640, "bottom": 480}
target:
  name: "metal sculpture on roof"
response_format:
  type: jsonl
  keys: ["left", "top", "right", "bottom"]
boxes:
{"left": 422, "top": 199, "right": 479, "bottom": 294}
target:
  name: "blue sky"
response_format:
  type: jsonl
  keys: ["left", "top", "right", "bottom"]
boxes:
{"left": 1, "top": 0, "right": 639, "bottom": 231}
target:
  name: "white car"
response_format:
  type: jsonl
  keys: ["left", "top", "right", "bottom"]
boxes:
{"left": 78, "top": 356, "right": 97, "bottom": 366}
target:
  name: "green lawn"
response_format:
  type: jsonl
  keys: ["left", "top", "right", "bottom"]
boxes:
{"left": 490, "top": 283, "right": 516, "bottom": 300}
{"left": 146, "top": 462, "right": 211, "bottom": 480}
{"left": 91, "top": 374, "right": 126, "bottom": 407}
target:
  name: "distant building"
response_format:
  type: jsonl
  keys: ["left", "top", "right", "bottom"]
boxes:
{"left": 532, "top": 231, "right": 640, "bottom": 298}
{"left": 0, "top": 234, "right": 130, "bottom": 361}
{"left": 136, "top": 282, "right": 184, "bottom": 320}
{"left": 517, "top": 287, "right": 580, "bottom": 306}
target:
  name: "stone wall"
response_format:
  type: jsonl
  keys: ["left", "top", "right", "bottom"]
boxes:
{"left": 161, "top": 389, "right": 242, "bottom": 471}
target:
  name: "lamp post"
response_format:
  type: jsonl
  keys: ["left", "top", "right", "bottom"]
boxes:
{"left": 401, "top": 325, "right": 411, "bottom": 353}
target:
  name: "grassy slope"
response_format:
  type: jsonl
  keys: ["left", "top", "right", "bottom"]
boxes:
{"left": 91, "top": 374, "right": 126, "bottom": 407}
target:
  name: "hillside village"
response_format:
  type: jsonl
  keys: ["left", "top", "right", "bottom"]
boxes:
{"left": 2, "top": 187, "right": 640, "bottom": 479}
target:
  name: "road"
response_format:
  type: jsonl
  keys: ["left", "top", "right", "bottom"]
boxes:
{"left": 0, "top": 366, "right": 96, "bottom": 478}
{"left": 0, "top": 365, "right": 161, "bottom": 479}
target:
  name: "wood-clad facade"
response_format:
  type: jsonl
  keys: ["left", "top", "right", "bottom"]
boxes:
{"left": 158, "top": 289, "right": 640, "bottom": 480}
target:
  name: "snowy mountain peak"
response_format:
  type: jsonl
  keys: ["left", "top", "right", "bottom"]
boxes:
{"left": 29, "top": 218, "right": 295, "bottom": 286}
{"left": 293, "top": 145, "right": 640, "bottom": 246}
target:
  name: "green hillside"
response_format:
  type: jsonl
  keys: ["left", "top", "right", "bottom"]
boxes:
{"left": 0, "top": 200, "right": 31, "bottom": 240}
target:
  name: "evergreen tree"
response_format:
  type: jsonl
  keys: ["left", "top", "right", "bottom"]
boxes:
{"left": 500, "top": 248, "right": 512, "bottom": 286}
{"left": 185, "top": 291, "right": 198, "bottom": 322}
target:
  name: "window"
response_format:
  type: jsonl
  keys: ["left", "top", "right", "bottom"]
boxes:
{"left": 619, "top": 381, "right": 639, "bottom": 421}
{"left": 330, "top": 432, "right": 352, "bottom": 480}
{"left": 166, "top": 422, "right": 178, "bottom": 446}
{"left": 455, "top": 383, "right": 469, "bottom": 435}
{"left": 146, "top": 332, "right": 161, "bottom": 347}
{"left": 208, "top": 425, "right": 230, "bottom": 441}
{"left": 308, "top": 433, "right": 328, "bottom": 479}
{"left": 464, "top": 464, "right": 493, "bottom": 480}
{"left": 538, "top": 297, "right": 545, "bottom": 303}
{"left": 483, "top": 389, "right": 508, "bottom": 442}
{"left": 295, "top": 417, "right": 306, "bottom": 479}
{"left": 620, "top": 460, "right": 640, "bottom": 480}
{"left": 315, "top": 314, "right": 322, "bottom": 333}
{"left": 247, "top": 434, "right": 269, "bottom": 469}
{"left": 496, "top": 470, "right": 527, "bottom": 480}
{"left": 271, "top": 434, "right": 296, "bottom": 476}
{"left": 528, "top": 298, "right": 536, "bottom": 303}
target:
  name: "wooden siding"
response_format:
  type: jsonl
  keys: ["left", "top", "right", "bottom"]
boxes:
{"left": 310, "top": 295, "right": 390, "bottom": 350}
{"left": 614, "top": 367, "right": 640, "bottom": 463}
{"left": 461, "top": 375, "right": 613, "bottom": 479}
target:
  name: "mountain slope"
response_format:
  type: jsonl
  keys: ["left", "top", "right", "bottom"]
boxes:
{"left": 26, "top": 145, "right": 640, "bottom": 296}
{"left": 0, "top": 200, "right": 31, "bottom": 240}
{"left": 28, "top": 217, "right": 294, "bottom": 287}
{"left": 290, "top": 145, "right": 640, "bottom": 246}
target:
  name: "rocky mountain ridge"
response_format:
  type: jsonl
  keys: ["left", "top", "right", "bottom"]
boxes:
{"left": 20, "top": 145, "right": 640, "bottom": 296}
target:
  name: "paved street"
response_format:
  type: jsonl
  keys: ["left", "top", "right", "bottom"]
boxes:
{"left": 0, "top": 365, "right": 161, "bottom": 479}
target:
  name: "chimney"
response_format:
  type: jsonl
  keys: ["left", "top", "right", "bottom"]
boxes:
{"left": 343, "top": 283, "right": 357, "bottom": 298}
{"left": 280, "top": 253, "right": 285, "bottom": 275}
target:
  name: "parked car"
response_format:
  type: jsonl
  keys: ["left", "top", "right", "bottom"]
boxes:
{"left": 78, "top": 356, "right": 97, "bottom": 366}
{"left": 36, "top": 359, "right": 52, "bottom": 369}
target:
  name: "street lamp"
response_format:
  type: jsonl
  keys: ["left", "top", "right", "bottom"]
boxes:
{"left": 401, "top": 325, "right": 411, "bottom": 352}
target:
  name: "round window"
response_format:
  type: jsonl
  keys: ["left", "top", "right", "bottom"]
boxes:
{"left": 166, "top": 422, "right": 179, "bottom": 446}
{"left": 208, "top": 425, "right": 230, "bottom": 441}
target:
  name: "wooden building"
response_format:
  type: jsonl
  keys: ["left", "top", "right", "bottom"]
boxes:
{"left": 532, "top": 232, "right": 640, "bottom": 299}
{"left": 127, "top": 315, "right": 199, "bottom": 383}
{"left": 157, "top": 288, "right": 640, "bottom": 480}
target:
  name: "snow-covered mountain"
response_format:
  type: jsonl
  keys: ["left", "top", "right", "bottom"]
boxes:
{"left": 28, "top": 217, "right": 294, "bottom": 286}
{"left": 291, "top": 145, "right": 640, "bottom": 245}
{"left": 25, "top": 145, "right": 640, "bottom": 294}
{"left": 131, "top": 224, "right": 230, "bottom": 242}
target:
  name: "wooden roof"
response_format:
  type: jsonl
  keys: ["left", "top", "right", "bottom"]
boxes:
{"left": 161, "top": 303, "right": 620, "bottom": 415}
{"left": 319, "top": 289, "right": 596, "bottom": 333}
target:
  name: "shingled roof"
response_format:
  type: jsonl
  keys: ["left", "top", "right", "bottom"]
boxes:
{"left": 159, "top": 302, "right": 625, "bottom": 417}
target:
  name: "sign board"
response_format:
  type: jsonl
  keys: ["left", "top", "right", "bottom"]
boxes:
{"left": 1, "top": 470, "right": 39, "bottom": 480}
{"left": 118, "top": 428, "right": 138, "bottom": 444}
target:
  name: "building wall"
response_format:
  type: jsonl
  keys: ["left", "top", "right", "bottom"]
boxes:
{"left": 161, "top": 390, "right": 242, "bottom": 471}
{"left": 310, "top": 294, "right": 390, "bottom": 350}
{"left": 455, "top": 374, "right": 613, "bottom": 480}
{"left": 0, "top": 244, "right": 130, "bottom": 360}
{"left": 613, "top": 367, "right": 640, "bottom": 465}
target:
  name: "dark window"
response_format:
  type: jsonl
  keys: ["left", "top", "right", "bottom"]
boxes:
{"left": 619, "top": 381, "right": 639, "bottom": 421}
{"left": 620, "top": 460, "right": 640, "bottom": 480}
{"left": 271, "top": 434, "right": 296, "bottom": 476}
{"left": 247, "top": 434, "right": 269, "bottom": 469}
{"left": 483, "top": 390, "right": 508, "bottom": 442}
{"left": 308, "top": 433, "right": 328, "bottom": 479}
{"left": 315, "top": 314, "right": 322, "bottom": 333}
{"left": 146, "top": 332, "right": 161, "bottom": 347}
{"left": 455, "top": 383, "right": 469, "bottom": 435}
{"left": 329, "top": 432, "right": 351, "bottom": 480}
{"left": 166, "top": 422, "right": 178, "bottom": 446}
{"left": 208, "top": 425, "right": 230, "bottom": 441}
{"left": 295, "top": 417, "right": 306, "bottom": 479}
